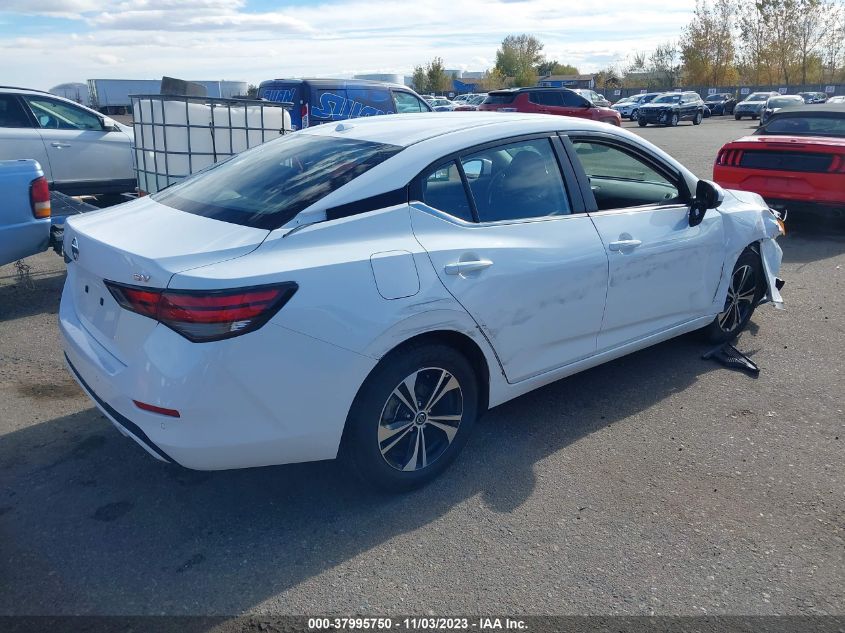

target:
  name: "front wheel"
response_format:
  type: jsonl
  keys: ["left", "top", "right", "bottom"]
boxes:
{"left": 670, "top": 113, "right": 679, "bottom": 126}
{"left": 638, "top": 118, "right": 647, "bottom": 127}
{"left": 751, "top": 114, "right": 758, "bottom": 120}
{"left": 735, "top": 113, "right": 742, "bottom": 120}
{"left": 343, "top": 344, "right": 479, "bottom": 492}
{"left": 693, "top": 111, "right": 703, "bottom": 125}
{"left": 629, "top": 109, "right": 638, "bottom": 120}
{"left": 702, "top": 249, "right": 764, "bottom": 343}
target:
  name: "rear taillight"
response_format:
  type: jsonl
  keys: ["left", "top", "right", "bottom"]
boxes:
{"left": 716, "top": 148, "right": 744, "bottom": 167}
{"left": 30, "top": 176, "right": 50, "bottom": 219}
{"left": 104, "top": 281, "right": 298, "bottom": 342}
{"left": 301, "top": 103, "right": 309, "bottom": 128}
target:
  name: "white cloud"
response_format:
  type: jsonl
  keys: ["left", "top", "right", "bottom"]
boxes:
{"left": 0, "top": 0, "right": 698, "bottom": 89}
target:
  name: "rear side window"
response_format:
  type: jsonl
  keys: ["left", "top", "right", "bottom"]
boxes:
{"left": 153, "top": 135, "right": 403, "bottom": 230}
{"left": 0, "top": 95, "right": 31, "bottom": 128}
{"left": 561, "top": 91, "right": 589, "bottom": 107}
{"left": 484, "top": 93, "right": 516, "bottom": 105}
{"left": 529, "top": 91, "right": 563, "bottom": 106}
{"left": 421, "top": 160, "right": 474, "bottom": 222}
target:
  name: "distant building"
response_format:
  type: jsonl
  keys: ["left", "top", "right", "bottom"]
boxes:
{"left": 49, "top": 82, "right": 91, "bottom": 106}
{"left": 353, "top": 73, "right": 404, "bottom": 85}
{"left": 453, "top": 77, "right": 486, "bottom": 94}
{"left": 537, "top": 74, "right": 595, "bottom": 89}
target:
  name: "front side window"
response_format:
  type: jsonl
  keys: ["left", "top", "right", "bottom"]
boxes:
{"left": 421, "top": 160, "right": 473, "bottom": 222}
{"left": 394, "top": 92, "right": 428, "bottom": 113}
{"left": 24, "top": 97, "right": 102, "bottom": 130}
{"left": 462, "top": 138, "right": 571, "bottom": 222}
{"left": 154, "top": 134, "right": 403, "bottom": 230}
{"left": 0, "top": 95, "right": 32, "bottom": 128}
{"left": 561, "top": 90, "right": 589, "bottom": 107}
{"left": 572, "top": 140, "right": 680, "bottom": 211}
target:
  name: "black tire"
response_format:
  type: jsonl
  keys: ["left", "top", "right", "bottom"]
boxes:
{"left": 751, "top": 114, "right": 758, "bottom": 120}
{"left": 702, "top": 249, "right": 765, "bottom": 343}
{"left": 693, "top": 111, "right": 703, "bottom": 125}
{"left": 638, "top": 118, "right": 647, "bottom": 127}
{"left": 735, "top": 113, "right": 742, "bottom": 120}
{"left": 629, "top": 109, "right": 638, "bottom": 121}
{"left": 342, "top": 343, "right": 479, "bottom": 492}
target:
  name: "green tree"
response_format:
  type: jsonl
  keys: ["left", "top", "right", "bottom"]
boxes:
{"left": 477, "top": 68, "right": 508, "bottom": 91}
{"left": 427, "top": 57, "right": 451, "bottom": 94}
{"left": 246, "top": 84, "right": 258, "bottom": 98}
{"left": 494, "top": 34, "right": 545, "bottom": 78}
{"left": 594, "top": 67, "right": 622, "bottom": 91}
{"left": 536, "top": 60, "right": 579, "bottom": 76}
{"left": 649, "top": 41, "right": 682, "bottom": 89}
{"left": 411, "top": 65, "right": 429, "bottom": 94}
{"left": 680, "top": 0, "right": 737, "bottom": 87}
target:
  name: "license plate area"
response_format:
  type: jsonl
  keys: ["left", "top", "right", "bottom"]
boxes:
{"left": 74, "top": 269, "right": 121, "bottom": 340}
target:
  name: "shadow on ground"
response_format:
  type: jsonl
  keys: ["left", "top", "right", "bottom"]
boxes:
{"left": 0, "top": 330, "right": 747, "bottom": 617}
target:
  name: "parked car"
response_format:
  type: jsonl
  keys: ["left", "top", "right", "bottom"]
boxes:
{"left": 258, "top": 78, "right": 432, "bottom": 130}
{"left": 60, "top": 112, "right": 784, "bottom": 490}
{"left": 573, "top": 89, "right": 611, "bottom": 107}
{"left": 798, "top": 91, "right": 828, "bottom": 104}
{"left": 612, "top": 92, "right": 663, "bottom": 120}
{"left": 714, "top": 103, "right": 845, "bottom": 213}
{"left": 827, "top": 95, "right": 845, "bottom": 104}
{"left": 637, "top": 91, "right": 706, "bottom": 126}
{"left": 704, "top": 93, "right": 737, "bottom": 115}
{"left": 734, "top": 92, "right": 780, "bottom": 120}
{"left": 760, "top": 94, "right": 804, "bottom": 125}
{"left": 428, "top": 97, "right": 457, "bottom": 112}
{"left": 453, "top": 94, "right": 488, "bottom": 111}
{"left": 478, "top": 88, "right": 621, "bottom": 125}
{"left": 703, "top": 105, "right": 712, "bottom": 118}
{"left": 0, "top": 86, "right": 135, "bottom": 196}
{"left": 0, "top": 159, "right": 51, "bottom": 266}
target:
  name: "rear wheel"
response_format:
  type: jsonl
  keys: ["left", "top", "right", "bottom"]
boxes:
{"left": 638, "top": 118, "right": 647, "bottom": 127}
{"left": 670, "top": 113, "right": 680, "bottom": 126}
{"left": 693, "top": 111, "right": 703, "bottom": 125}
{"left": 751, "top": 114, "right": 758, "bottom": 120}
{"left": 703, "top": 249, "right": 764, "bottom": 343}
{"left": 735, "top": 113, "right": 742, "bottom": 120}
{"left": 343, "top": 344, "right": 479, "bottom": 492}
{"left": 629, "top": 109, "right": 638, "bottom": 120}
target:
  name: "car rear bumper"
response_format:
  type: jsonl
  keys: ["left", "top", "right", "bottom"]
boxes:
{"left": 59, "top": 276, "right": 377, "bottom": 470}
{"left": 714, "top": 167, "right": 845, "bottom": 207}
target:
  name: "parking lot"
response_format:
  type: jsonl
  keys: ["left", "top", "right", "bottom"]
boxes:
{"left": 1, "top": 116, "right": 843, "bottom": 617}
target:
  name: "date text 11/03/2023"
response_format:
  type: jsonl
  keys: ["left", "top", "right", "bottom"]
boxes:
{"left": 307, "top": 617, "right": 528, "bottom": 631}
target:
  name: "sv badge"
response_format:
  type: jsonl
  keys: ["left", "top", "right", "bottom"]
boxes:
{"left": 132, "top": 273, "right": 151, "bottom": 283}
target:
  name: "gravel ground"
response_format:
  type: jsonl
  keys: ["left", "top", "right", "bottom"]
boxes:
{"left": 0, "top": 117, "right": 843, "bottom": 617}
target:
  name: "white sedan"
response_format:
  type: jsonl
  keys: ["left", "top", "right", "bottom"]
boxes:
{"left": 60, "top": 113, "right": 785, "bottom": 491}
{"left": 0, "top": 86, "right": 135, "bottom": 196}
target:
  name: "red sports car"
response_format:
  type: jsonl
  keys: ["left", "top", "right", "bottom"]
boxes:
{"left": 714, "top": 104, "right": 845, "bottom": 212}
{"left": 477, "top": 88, "right": 621, "bottom": 126}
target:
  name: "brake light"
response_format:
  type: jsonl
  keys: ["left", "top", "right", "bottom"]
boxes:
{"left": 717, "top": 148, "right": 745, "bottom": 167}
{"left": 301, "top": 103, "right": 309, "bottom": 129}
{"left": 104, "top": 281, "right": 298, "bottom": 342}
{"left": 30, "top": 176, "right": 50, "bottom": 219}
{"left": 828, "top": 154, "right": 845, "bottom": 173}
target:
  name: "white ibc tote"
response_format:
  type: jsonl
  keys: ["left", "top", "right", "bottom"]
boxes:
{"left": 130, "top": 95, "right": 292, "bottom": 194}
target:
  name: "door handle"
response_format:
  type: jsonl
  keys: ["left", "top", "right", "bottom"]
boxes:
{"left": 444, "top": 259, "right": 493, "bottom": 275}
{"left": 51, "top": 142, "right": 71, "bottom": 149}
{"left": 608, "top": 239, "right": 642, "bottom": 251}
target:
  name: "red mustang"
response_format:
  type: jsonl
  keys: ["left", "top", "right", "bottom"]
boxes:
{"left": 714, "top": 104, "right": 845, "bottom": 213}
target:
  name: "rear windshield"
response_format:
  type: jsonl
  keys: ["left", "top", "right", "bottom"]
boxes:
{"left": 653, "top": 94, "right": 681, "bottom": 103}
{"left": 153, "top": 134, "right": 402, "bottom": 230}
{"left": 484, "top": 93, "right": 516, "bottom": 105}
{"left": 756, "top": 114, "right": 845, "bottom": 138}
{"left": 746, "top": 93, "right": 772, "bottom": 101}
{"left": 705, "top": 94, "right": 725, "bottom": 102}
{"left": 767, "top": 97, "right": 803, "bottom": 108}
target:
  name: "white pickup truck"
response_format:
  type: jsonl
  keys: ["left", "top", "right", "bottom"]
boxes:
{"left": 0, "top": 159, "right": 52, "bottom": 267}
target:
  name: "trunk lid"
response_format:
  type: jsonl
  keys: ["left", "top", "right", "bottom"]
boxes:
{"left": 64, "top": 196, "right": 268, "bottom": 361}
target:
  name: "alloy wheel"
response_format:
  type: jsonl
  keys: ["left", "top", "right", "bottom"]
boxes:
{"left": 378, "top": 367, "right": 463, "bottom": 472}
{"left": 718, "top": 264, "right": 756, "bottom": 333}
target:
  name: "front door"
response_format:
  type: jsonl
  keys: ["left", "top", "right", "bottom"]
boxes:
{"left": 569, "top": 136, "right": 725, "bottom": 351}
{"left": 0, "top": 94, "right": 52, "bottom": 180}
{"left": 410, "top": 136, "right": 609, "bottom": 383}
{"left": 22, "top": 95, "right": 134, "bottom": 190}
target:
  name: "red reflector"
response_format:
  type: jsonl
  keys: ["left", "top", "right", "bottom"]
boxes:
{"left": 30, "top": 176, "right": 51, "bottom": 219}
{"left": 133, "top": 400, "right": 181, "bottom": 418}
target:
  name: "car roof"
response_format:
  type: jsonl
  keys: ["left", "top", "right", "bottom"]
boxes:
{"left": 299, "top": 111, "right": 623, "bottom": 148}
{"left": 0, "top": 85, "right": 53, "bottom": 95}
{"left": 489, "top": 87, "right": 577, "bottom": 94}
{"left": 769, "top": 102, "right": 844, "bottom": 115}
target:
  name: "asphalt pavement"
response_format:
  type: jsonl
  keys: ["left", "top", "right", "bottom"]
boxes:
{"left": 0, "top": 116, "right": 842, "bottom": 618}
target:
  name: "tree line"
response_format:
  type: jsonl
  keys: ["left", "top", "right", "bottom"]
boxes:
{"left": 411, "top": 0, "right": 845, "bottom": 95}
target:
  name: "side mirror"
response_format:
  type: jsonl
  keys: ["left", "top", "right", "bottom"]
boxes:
{"left": 689, "top": 179, "right": 724, "bottom": 227}
{"left": 100, "top": 116, "right": 120, "bottom": 132}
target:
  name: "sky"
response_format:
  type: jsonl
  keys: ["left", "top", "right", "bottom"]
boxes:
{"left": 0, "top": 0, "right": 698, "bottom": 90}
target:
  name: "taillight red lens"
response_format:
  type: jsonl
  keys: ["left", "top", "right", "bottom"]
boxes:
{"left": 104, "top": 281, "right": 297, "bottom": 342}
{"left": 30, "top": 176, "right": 51, "bottom": 219}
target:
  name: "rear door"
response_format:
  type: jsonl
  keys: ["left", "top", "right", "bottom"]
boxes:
{"left": 410, "top": 135, "right": 609, "bottom": 383}
{"left": 0, "top": 94, "right": 53, "bottom": 181}
{"left": 22, "top": 95, "right": 133, "bottom": 191}
{"left": 568, "top": 134, "right": 725, "bottom": 351}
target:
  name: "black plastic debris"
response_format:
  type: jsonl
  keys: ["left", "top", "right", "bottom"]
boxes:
{"left": 702, "top": 342, "right": 760, "bottom": 377}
